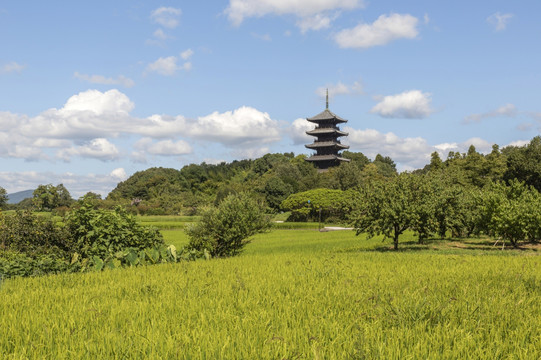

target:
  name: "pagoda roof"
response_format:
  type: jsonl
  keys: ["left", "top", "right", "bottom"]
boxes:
{"left": 305, "top": 154, "right": 351, "bottom": 162}
{"left": 305, "top": 141, "right": 349, "bottom": 150}
{"left": 306, "top": 128, "right": 348, "bottom": 137}
{"left": 307, "top": 109, "right": 347, "bottom": 124}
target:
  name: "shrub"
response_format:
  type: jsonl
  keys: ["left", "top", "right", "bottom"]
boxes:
{"left": 186, "top": 193, "right": 272, "bottom": 257}
{"left": 65, "top": 202, "right": 164, "bottom": 259}
{"left": 0, "top": 210, "right": 71, "bottom": 255}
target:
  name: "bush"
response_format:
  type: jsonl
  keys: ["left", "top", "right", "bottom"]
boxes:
{"left": 186, "top": 193, "right": 272, "bottom": 257}
{"left": 0, "top": 210, "right": 72, "bottom": 255}
{"left": 65, "top": 203, "right": 165, "bottom": 259}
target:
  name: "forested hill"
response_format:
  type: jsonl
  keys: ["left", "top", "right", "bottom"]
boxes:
{"left": 106, "top": 151, "right": 396, "bottom": 215}
{"left": 106, "top": 136, "right": 541, "bottom": 216}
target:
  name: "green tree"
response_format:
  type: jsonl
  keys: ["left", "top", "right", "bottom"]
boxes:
{"left": 263, "top": 176, "right": 294, "bottom": 210}
{"left": 0, "top": 187, "right": 7, "bottom": 210}
{"left": 409, "top": 174, "right": 437, "bottom": 243}
{"left": 186, "top": 193, "right": 272, "bottom": 257}
{"left": 353, "top": 173, "right": 414, "bottom": 250}
{"left": 55, "top": 184, "right": 73, "bottom": 207}
{"left": 331, "top": 162, "right": 362, "bottom": 190}
{"left": 342, "top": 151, "right": 370, "bottom": 170}
{"left": 32, "top": 184, "right": 59, "bottom": 210}
{"left": 477, "top": 180, "right": 541, "bottom": 247}
{"left": 504, "top": 136, "right": 541, "bottom": 191}
{"left": 281, "top": 188, "right": 360, "bottom": 222}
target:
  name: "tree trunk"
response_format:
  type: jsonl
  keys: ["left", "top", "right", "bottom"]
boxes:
{"left": 393, "top": 225, "right": 399, "bottom": 250}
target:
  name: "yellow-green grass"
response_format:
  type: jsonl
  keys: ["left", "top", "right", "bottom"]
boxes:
{"left": 1, "top": 229, "right": 540, "bottom": 359}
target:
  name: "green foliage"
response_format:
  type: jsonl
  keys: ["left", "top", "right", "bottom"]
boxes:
{"left": 477, "top": 180, "right": 541, "bottom": 247}
{"left": 0, "top": 187, "right": 7, "bottom": 210}
{"left": 353, "top": 173, "right": 415, "bottom": 250}
{"left": 280, "top": 188, "right": 360, "bottom": 222}
{"left": 65, "top": 203, "right": 165, "bottom": 259}
{"left": 0, "top": 210, "right": 71, "bottom": 254}
{"left": 186, "top": 193, "right": 272, "bottom": 257}
{"left": 32, "top": 184, "right": 73, "bottom": 211}
{"left": 504, "top": 136, "right": 541, "bottom": 191}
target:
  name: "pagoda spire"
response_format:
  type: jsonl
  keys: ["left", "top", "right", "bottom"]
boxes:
{"left": 326, "top": 88, "right": 329, "bottom": 109}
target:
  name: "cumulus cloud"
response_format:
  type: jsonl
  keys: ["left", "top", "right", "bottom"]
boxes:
{"left": 146, "top": 53, "right": 193, "bottom": 76}
{"left": 315, "top": 80, "right": 363, "bottom": 99}
{"left": 487, "top": 12, "right": 513, "bottom": 32}
{"left": 146, "top": 56, "right": 179, "bottom": 76}
{"left": 74, "top": 72, "right": 135, "bottom": 88}
{"left": 188, "top": 106, "right": 281, "bottom": 146}
{"left": 371, "top": 90, "right": 433, "bottom": 119}
{"left": 334, "top": 13, "right": 419, "bottom": 48}
{"left": 225, "top": 0, "right": 363, "bottom": 31}
{"left": 0, "top": 89, "right": 286, "bottom": 163}
{"left": 290, "top": 117, "right": 314, "bottom": 145}
{"left": 150, "top": 7, "right": 182, "bottom": 29}
{"left": 507, "top": 140, "right": 529, "bottom": 148}
{"left": 134, "top": 138, "right": 192, "bottom": 156}
{"left": 57, "top": 138, "right": 120, "bottom": 162}
{"left": 110, "top": 168, "right": 127, "bottom": 180}
{"left": 1, "top": 61, "right": 25, "bottom": 74}
{"left": 346, "top": 127, "right": 432, "bottom": 168}
{"left": 463, "top": 103, "right": 517, "bottom": 124}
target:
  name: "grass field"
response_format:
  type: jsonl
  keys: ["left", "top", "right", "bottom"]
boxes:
{"left": 1, "top": 226, "right": 540, "bottom": 359}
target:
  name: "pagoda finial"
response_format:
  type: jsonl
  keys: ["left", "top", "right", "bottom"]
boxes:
{"left": 326, "top": 88, "right": 329, "bottom": 109}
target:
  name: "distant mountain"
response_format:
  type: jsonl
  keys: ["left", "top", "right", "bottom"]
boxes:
{"left": 7, "top": 190, "right": 34, "bottom": 204}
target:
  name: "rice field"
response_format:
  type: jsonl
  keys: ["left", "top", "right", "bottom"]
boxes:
{"left": 1, "top": 228, "right": 540, "bottom": 359}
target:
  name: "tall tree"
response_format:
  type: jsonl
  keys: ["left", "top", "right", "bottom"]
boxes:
{"left": 353, "top": 173, "right": 415, "bottom": 250}
{"left": 0, "top": 187, "right": 7, "bottom": 209}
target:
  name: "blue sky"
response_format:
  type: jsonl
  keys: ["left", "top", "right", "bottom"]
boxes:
{"left": 1, "top": 0, "right": 540, "bottom": 197}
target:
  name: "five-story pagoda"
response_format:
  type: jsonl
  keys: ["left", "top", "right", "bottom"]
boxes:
{"left": 305, "top": 90, "right": 350, "bottom": 170}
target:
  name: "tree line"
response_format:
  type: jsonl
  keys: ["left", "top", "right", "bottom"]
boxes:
{"left": 3, "top": 136, "right": 541, "bottom": 248}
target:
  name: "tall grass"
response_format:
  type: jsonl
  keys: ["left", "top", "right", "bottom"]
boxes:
{"left": 1, "top": 228, "right": 540, "bottom": 359}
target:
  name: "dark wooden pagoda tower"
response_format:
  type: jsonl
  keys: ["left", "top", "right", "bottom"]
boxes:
{"left": 305, "top": 90, "right": 350, "bottom": 170}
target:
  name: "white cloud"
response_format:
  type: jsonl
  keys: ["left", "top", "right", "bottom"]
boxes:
{"left": 463, "top": 103, "right": 517, "bottom": 124}
{"left": 74, "top": 72, "right": 135, "bottom": 88}
{"left": 135, "top": 138, "right": 192, "bottom": 156}
{"left": 315, "top": 80, "right": 363, "bottom": 99}
{"left": 225, "top": 0, "right": 363, "bottom": 31}
{"left": 153, "top": 29, "right": 168, "bottom": 40}
{"left": 150, "top": 7, "right": 182, "bottom": 29}
{"left": 180, "top": 49, "right": 194, "bottom": 60}
{"left": 57, "top": 138, "right": 120, "bottom": 162}
{"left": 346, "top": 127, "right": 432, "bottom": 168}
{"left": 1, "top": 61, "right": 25, "bottom": 74}
{"left": 110, "top": 168, "right": 127, "bottom": 180}
{"left": 146, "top": 56, "right": 179, "bottom": 76}
{"left": 290, "top": 117, "right": 314, "bottom": 145}
{"left": 371, "top": 90, "right": 433, "bottom": 119}
{"left": 146, "top": 54, "right": 192, "bottom": 76}
{"left": 296, "top": 13, "right": 335, "bottom": 33}
{"left": 189, "top": 106, "right": 281, "bottom": 146}
{"left": 487, "top": 12, "right": 513, "bottom": 32}
{"left": 232, "top": 147, "right": 271, "bottom": 159}
{"left": 334, "top": 13, "right": 419, "bottom": 48}
{"left": 61, "top": 89, "right": 134, "bottom": 115}
{"left": 507, "top": 140, "right": 529, "bottom": 148}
